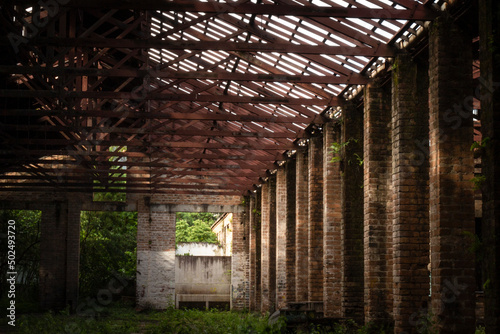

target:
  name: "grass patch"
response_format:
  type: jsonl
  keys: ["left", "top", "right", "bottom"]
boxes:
{"left": 15, "top": 303, "right": 284, "bottom": 334}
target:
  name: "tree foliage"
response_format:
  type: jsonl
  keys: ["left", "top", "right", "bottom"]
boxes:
{"left": 175, "top": 212, "right": 219, "bottom": 244}
{"left": 79, "top": 209, "right": 137, "bottom": 298}
{"left": 0, "top": 210, "right": 41, "bottom": 308}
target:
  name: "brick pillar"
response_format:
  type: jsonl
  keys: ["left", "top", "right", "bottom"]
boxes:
{"left": 308, "top": 135, "right": 323, "bottom": 303}
{"left": 261, "top": 177, "right": 277, "bottom": 312}
{"left": 276, "top": 168, "right": 288, "bottom": 309}
{"left": 479, "top": 1, "right": 500, "bottom": 332}
{"left": 323, "top": 121, "right": 342, "bottom": 318}
{"left": 429, "top": 17, "right": 476, "bottom": 333}
{"left": 231, "top": 211, "right": 250, "bottom": 310}
{"left": 286, "top": 159, "right": 297, "bottom": 305}
{"left": 295, "top": 148, "right": 309, "bottom": 302}
{"left": 136, "top": 197, "right": 176, "bottom": 309}
{"left": 254, "top": 189, "right": 262, "bottom": 311}
{"left": 249, "top": 195, "right": 258, "bottom": 311}
{"left": 341, "top": 102, "right": 364, "bottom": 323}
{"left": 39, "top": 199, "right": 81, "bottom": 311}
{"left": 277, "top": 164, "right": 296, "bottom": 309}
{"left": 391, "top": 53, "right": 430, "bottom": 333}
{"left": 363, "top": 79, "right": 393, "bottom": 325}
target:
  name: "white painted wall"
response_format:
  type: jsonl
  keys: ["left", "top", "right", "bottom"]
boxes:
{"left": 176, "top": 242, "right": 224, "bottom": 256}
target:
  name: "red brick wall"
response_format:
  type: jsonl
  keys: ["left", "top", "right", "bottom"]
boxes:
{"left": 295, "top": 149, "right": 309, "bottom": 302}
{"left": 341, "top": 102, "right": 364, "bottom": 322}
{"left": 392, "top": 54, "right": 430, "bottom": 333}
{"left": 136, "top": 197, "right": 176, "bottom": 308}
{"left": 363, "top": 80, "right": 393, "bottom": 325}
{"left": 231, "top": 211, "right": 250, "bottom": 310}
{"left": 249, "top": 196, "right": 258, "bottom": 311}
{"left": 323, "top": 122, "right": 342, "bottom": 318}
{"left": 286, "top": 159, "right": 297, "bottom": 305}
{"left": 479, "top": 1, "right": 500, "bottom": 331}
{"left": 260, "top": 178, "right": 277, "bottom": 312}
{"left": 308, "top": 135, "right": 324, "bottom": 302}
{"left": 429, "top": 16, "right": 476, "bottom": 333}
{"left": 276, "top": 168, "right": 288, "bottom": 309}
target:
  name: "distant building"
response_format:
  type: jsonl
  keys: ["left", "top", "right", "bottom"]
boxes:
{"left": 211, "top": 213, "right": 232, "bottom": 256}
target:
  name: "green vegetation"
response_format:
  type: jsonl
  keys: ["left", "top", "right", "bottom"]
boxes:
{"left": 79, "top": 209, "right": 137, "bottom": 298}
{"left": 0, "top": 210, "right": 42, "bottom": 313}
{"left": 16, "top": 303, "right": 284, "bottom": 334}
{"left": 175, "top": 212, "right": 220, "bottom": 245}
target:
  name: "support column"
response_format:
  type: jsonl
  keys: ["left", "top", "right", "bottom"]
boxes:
{"left": 261, "top": 177, "right": 277, "bottom": 312}
{"left": 276, "top": 168, "right": 287, "bottom": 309}
{"left": 295, "top": 148, "right": 309, "bottom": 303}
{"left": 323, "top": 121, "right": 343, "bottom": 318}
{"left": 363, "top": 80, "right": 393, "bottom": 325}
{"left": 277, "top": 164, "right": 296, "bottom": 309}
{"left": 249, "top": 196, "right": 258, "bottom": 311}
{"left": 429, "top": 17, "right": 476, "bottom": 333}
{"left": 286, "top": 160, "right": 297, "bottom": 305}
{"left": 39, "top": 199, "right": 81, "bottom": 311}
{"left": 392, "top": 53, "right": 430, "bottom": 333}
{"left": 479, "top": 1, "right": 500, "bottom": 332}
{"left": 254, "top": 189, "right": 262, "bottom": 311}
{"left": 136, "top": 197, "right": 176, "bottom": 309}
{"left": 308, "top": 135, "right": 324, "bottom": 304}
{"left": 231, "top": 211, "right": 250, "bottom": 310}
{"left": 341, "top": 102, "right": 364, "bottom": 323}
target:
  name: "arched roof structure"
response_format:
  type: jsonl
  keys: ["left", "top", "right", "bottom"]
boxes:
{"left": 0, "top": 0, "right": 443, "bottom": 196}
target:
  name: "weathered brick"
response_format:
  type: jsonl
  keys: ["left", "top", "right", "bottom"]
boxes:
{"left": 295, "top": 149, "right": 309, "bottom": 302}
{"left": 323, "top": 121, "right": 342, "bottom": 318}
{"left": 309, "top": 135, "right": 323, "bottom": 303}
{"left": 341, "top": 102, "right": 364, "bottom": 323}
{"left": 261, "top": 178, "right": 276, "bottom": 312}
{"left": 392, "top": 53, "right": 430, "bottom": 333}
{"left": 479, "top": 1, "right": 500, "bottom": 332}
{"left": 428, "top": 16, "right": 476, "bottom": 333}
{"left": 363, "top": 79, "right": 393, "bottom": 325}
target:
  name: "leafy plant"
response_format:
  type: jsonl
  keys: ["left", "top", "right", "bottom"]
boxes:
{"left": 471, "top": 175, "right": 487, "bottom": 190}
{"left": 330, "top": 138, "right": 363, "bottom": 166}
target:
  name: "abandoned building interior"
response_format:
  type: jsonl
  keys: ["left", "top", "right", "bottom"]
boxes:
{"left": 1, "top": 0, "right": 500, "bottom": 333}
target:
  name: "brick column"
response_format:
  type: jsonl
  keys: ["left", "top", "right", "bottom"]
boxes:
{"left": 479, "top": 1, "right": 500, "bottom": 332}
{"left": 254, "top": 189, "right": 262, "bottom": 311}
{"left": 392, "top": 53, "right": 430, "bottom": 333}
{"left": 249, "top": 195, "right": 258, "bottom": 311}
{"left": 363, "top": 80, "right": 393, "bottom": 325}
{"left": 286, "top": 159, "right": 297, "bottom": 305}
{"left": 295, "top": 148, "right": 309, "bottom": 302}
{"left": 276, "top": 168, "right": 288, "bottom": 309}
{"left": 231, "top": 211, "right": 250, "bottom": 310}
{"left": 308, "top": 135, "right": 324, "bottom": 303}
{"left": 429, "top": 17, "right": 476, "bottom": 333}
{"left": 136, "top": 197, "right": 176, "bottom": 309}
{"left": 323, "top": 121, "right": 343, "bottom": 318}
{"left": 39, "top": 199, "right": 81, "bottom": 311}
{"left": 341, "top": 102, "right": 364, "bottom": 323}
{"left": 261, "top": 177, "right": 277, "bottom": 312}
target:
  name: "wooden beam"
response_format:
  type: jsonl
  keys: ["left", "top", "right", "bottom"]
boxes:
{"left": 0, "top": 174, "right": 257, "bottom": 186}
{"left": 0, "top": 90, "right": 338, "bottom": 105}
{"left": 0, "top": 186, "right": 245, "bottom": 196}
{"left": 4, "top": 124, "right": 302, "bottom": 138}
{"left": 3, "top": 166, "right": 263, "bottom": 177}
{"left": 26, "top": 39, "right": 396, "bottom": 56}
{"left": 0, "top": 108, "right": 322, "bottom": 123}
{"left": 0, "top": 66, "right": 369, "bottom": 85}
{"left": 10, "top": 1, "right": 437, "bottom": 20}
